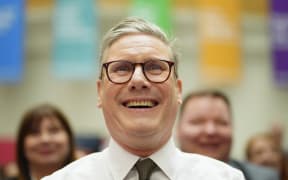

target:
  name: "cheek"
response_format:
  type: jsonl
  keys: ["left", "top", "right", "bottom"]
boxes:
{"left": 101, "top": 86, "right": 119, "bottom": 106}
{"left": 55, "top": 133, "right": 70, "bottom": 146}
{"left": 181, "top": 124, "right": 200, "bottom": 139}
{"left": 161, "top": 80, "right": 177, "bottom": 100}
{"left": 23, "top": 137, "right": 37, "bottom": 161}
{"left": 24, "top": 137, "right": 36, "bottom": 151}
{"left": 223, "top": 130, "right": 232, "bottom": 140}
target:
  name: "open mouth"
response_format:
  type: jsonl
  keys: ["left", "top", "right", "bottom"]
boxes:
{"left": 123, "top": 100, "right": 159, "bottom": 108}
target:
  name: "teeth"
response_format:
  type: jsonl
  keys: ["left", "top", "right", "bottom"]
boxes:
{"left": 126, "top": 100, "right": 155, "bottom": 108}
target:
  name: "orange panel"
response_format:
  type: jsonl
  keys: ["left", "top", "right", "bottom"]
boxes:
{"left": 198, "top": 0, "right": 242, "bottom": 85}
{"left": 26, "top": 0, "right": 53, "bottom": 9}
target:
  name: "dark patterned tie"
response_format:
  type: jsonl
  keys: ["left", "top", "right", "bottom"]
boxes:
{"left": 135, "top": 158, "right": 157, "bottom": 180}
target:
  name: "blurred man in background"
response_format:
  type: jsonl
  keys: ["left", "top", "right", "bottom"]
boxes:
{"left": 177, "top": 90, "right": 279, "bottom": 180}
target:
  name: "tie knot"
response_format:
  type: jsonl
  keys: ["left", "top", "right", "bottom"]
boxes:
{"left": 135, "top": 158, "right": 157, "bottom": 180}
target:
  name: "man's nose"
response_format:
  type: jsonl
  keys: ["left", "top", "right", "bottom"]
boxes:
{"left": 129, "top": 65, "right": 149, "bottom": 90}
{"left": 132, "top": 65, "right": 145, "bottom": 79}
{"left": 203, "top": 122, "right": 217, "bottom": 135}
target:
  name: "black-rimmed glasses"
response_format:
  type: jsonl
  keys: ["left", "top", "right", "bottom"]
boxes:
{"left": 100, "top": 59, "right": 175, "bottom": 84}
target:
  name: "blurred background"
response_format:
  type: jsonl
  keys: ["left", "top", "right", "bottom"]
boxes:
{"left": 0, "top": 0, "right": 287, "bottom": 166}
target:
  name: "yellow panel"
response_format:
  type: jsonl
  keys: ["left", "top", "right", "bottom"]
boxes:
{"left": 243, "top": 0, "right": 268, "bottom": 16}
{"left": 198, "top": 0, "right": 242, "bottom": 85}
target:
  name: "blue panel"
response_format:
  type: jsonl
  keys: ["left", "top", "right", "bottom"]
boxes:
{"left": 53, "top": 0, "right": 98, "bottom": 80}
{"left": 0, "top": 0, "right": 24, "bottom": 83}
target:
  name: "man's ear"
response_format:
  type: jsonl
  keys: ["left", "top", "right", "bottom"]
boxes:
{"left": 97, "top": 80, "right": 102, "bottom": 108}
{"left": 176, "top": 79, "right": 182, "bottom": 105}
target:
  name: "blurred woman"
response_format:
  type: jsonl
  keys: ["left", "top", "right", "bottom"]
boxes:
{"left": 246, "top": 133, "right": 287, "bottom": 180}
{"left": 15, "top": 104, "right": 75, "bottom": 180}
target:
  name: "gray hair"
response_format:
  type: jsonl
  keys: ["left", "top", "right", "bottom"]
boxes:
{"left": 99, "top": 17, "right": 178, "bottom": 77}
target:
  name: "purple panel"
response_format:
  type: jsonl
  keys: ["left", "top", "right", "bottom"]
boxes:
{"left": 273, "top": 50, "right": 288, "bottom": 86}
{"left": 271, "top": 0, "right": 288, "bottom": 87}
{"left": 271, "top": 0, "right": 288, "bottom": 13}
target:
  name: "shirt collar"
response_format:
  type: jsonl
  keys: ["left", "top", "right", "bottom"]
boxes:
{"left": 149, "top": 138, "right": 178, "bottom": 179}
{"left": 107, "top": 138, "right": 139, "bottom": 180}
{"left": 106, "top": 138, "right": 179, "bottom": 180}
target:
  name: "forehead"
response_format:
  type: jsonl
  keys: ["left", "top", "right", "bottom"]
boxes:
{"left": 102, "top": 34, "right": 172, "bottom": 63}
{"left": 252, "top": 137, "right": 273, "bottom": 147}
{"left": 184, "top": 97, "right": 231, "bottom": 119}
{"left": 29, "top": 116, "right": 62, "bottom": 130}
{"left": 40, "top": 117, "right": 63, "bottom": 126}
{"left": 24, "top": 117, "right": 65, "bottom": 137}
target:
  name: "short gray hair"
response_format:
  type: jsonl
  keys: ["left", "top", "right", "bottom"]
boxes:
{"left": 99, "top": 17, "right": 178, "bottom": 77}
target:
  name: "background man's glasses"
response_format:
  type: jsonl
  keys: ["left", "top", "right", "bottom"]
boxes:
{"left": 101, "top": 59, "right": 175, "bottom": 84}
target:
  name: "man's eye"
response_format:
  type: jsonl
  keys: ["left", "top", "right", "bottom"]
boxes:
{"left": 109, "top": 62, "right": 130, "bottom": 71}
{"left": 215, "top": 119, "right": 229, "bottom": 126}
{"left": 146, "top": 64, "right": 162, "bottom": 71}
{"left": 189, "top": 119, "right": 203, "bottom": 125}
{"left": 117, "top": 65, "right": 131, "bottom": 71}
{"left": 113, "top": 65, "right": 131, "bottom": 73}
{"left": 145, "top": 63, "right": 166, "bottom": 74}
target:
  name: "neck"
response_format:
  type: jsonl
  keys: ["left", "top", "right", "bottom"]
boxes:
{"left": 116, "top": 133, "right": 171, "bottom": 157}
{"left": 123, "top": 144, "right": 160, "bottom": 157}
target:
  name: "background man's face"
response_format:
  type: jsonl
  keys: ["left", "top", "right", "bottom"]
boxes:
{"left": 177, "top": 96, "right": 232, "bottom": 162}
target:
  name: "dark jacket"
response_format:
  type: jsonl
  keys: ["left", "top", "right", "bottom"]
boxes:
{"left": 229, "top": 159, "right": 279, "bottom": 180}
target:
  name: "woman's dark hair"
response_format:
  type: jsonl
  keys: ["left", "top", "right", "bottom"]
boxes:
{"left": 16, "top": 104, "right": 75, "bottom": 180}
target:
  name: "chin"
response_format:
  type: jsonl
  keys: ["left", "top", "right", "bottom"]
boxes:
{"left": 128, "top": 124, "right": 158, "bottom": 136}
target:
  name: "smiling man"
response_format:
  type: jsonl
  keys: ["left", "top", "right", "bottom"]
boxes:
{"left": 42, "top": 18, "right": 244, "bottom": 180}
{"left": 177, "top": 90, "right": 279, "bottom": 180}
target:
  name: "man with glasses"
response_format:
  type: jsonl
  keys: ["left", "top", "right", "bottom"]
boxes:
{"left": 42, "top": 17, "right": 244, "bottom": 180}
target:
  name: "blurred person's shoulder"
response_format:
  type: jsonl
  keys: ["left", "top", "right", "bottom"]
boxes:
{"left": 229, "top": 159, "right": 279, "bottom": 180}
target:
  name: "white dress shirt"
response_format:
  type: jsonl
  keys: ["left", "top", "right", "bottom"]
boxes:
{"left": 42, "top": 138, "right": 245, "bottom": 180}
